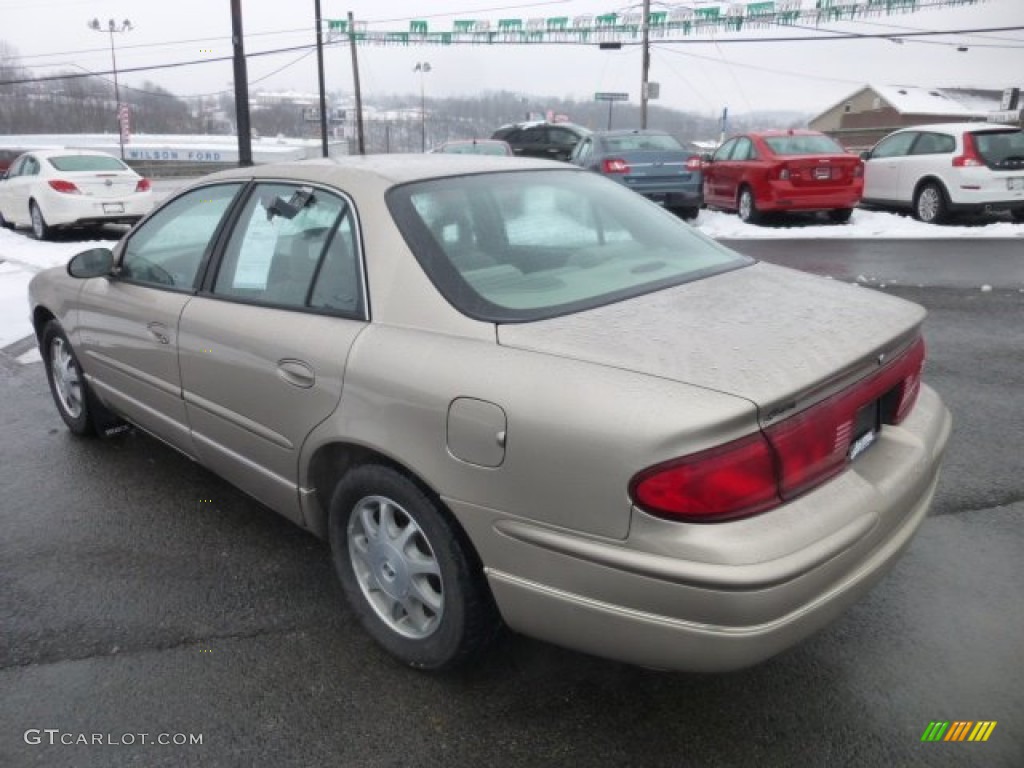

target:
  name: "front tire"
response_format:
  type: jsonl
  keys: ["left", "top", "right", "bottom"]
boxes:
{"left": 30, "top": 201, "right": 51, "bottom": 240}
{"left": 328, "top": 465, "right": 500, "bottom": 671}
{"left": 828, "top": 208, "right": 853, "bottom": 224}
{"left": 737, "top": 186, "right": 761, "bottom": 224}
{"left": 914, "top": 183, "right": 948, "bottom": 224}
{"left": 42, "top": 322, "right": 94, "bottom": 435}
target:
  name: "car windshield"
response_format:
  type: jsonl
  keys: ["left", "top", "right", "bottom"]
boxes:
{"left": 604, "top": 134, "right": 682, "bottom": 152}
{"left": 972, "top": 129, "right": 1024, "bottom": 164}
{"left": 387, "top": 170, "right": 749, "bottom": 323}
{"left": 47, "top": 155, "right": 128, "bottom": 172}
{"left": 441, "top": 143, "right": 509, "bottom": 156}
{"left": 764, "top": 135, "right": 845, "bottom": 155}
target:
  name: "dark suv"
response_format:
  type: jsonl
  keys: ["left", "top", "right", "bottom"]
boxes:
{"left": 491, "top": 121, "right": 590, "bottom": 161}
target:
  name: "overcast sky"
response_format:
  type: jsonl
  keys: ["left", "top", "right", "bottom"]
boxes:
{"left": 2, "top": 0, "right": 1022, "bottom": 117}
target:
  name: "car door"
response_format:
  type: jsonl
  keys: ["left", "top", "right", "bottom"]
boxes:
{"left": 703, "top": 138, "right": 736, "bottom": 206}
{"left": 722, "top": 137, "right": 756, "bottom": 206}
{"left": 902, "top": 130, "right": 956, "bottom": 201}
{"left": 863, "top": 131, "right": 917, "bottom": 204}
{"left": 177, "top": 182, "right": 367, "bottom": 525}
{"left": 75, "top": 182, "right": 244, "bottom": 455}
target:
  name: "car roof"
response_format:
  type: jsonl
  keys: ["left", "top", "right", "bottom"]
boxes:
{"left": 590, "top": 129, "right": 670, "bottom": 137}
{"left": 888, "top": 122, "right": 1020, "bottom": 134}
{"left": 199, "top": 154, "right": 573, "bottom": 189}
{"left": 743, "top": 130, "right": 827, "bottom": 138}
{"left": 22, "top": 148, "right": 124, "bottom": 159}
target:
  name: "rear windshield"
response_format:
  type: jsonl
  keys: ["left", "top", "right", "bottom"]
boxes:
{"left": 604, "top": 134, "right": 683, "bottom": 152}
{"left": 763, "top": 135, "right": 845, "bottom": 156}
{"left": 387, "top": 170, "right": 749, "bottom": 323}
{"left": 972, "top": 129, "right": 1024, "bottom": 167}
{"left": 47, "top": 155, "right": 128, "bottom": 172}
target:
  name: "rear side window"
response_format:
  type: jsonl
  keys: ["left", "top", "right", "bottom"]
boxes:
{"left": 763, "top": 135, "right": 844, "bottom": 155}
{"left": 910, "top": 133, "right": 955, "bottom": 155}
{"left": 48, "top": 155, "right": 128, "bottom": 172}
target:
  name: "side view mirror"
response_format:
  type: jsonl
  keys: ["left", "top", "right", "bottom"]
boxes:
{"left": 68, "top": 248, "right": 114, "bottom": 278}
{"left": 859, "top": 150, "right": 871, "bottom": 161}
{"left": 701, "top": 153, "right": 714, "bottom": 164}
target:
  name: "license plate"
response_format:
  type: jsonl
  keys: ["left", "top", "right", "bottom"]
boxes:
{"left": 814, "top": 167, "right": 832, "bottom": 180}
{"left": 1008, "top": 178, "right": 1024, "bottom": 191}
{"left": 849, "top": 400, "right": 881, "bottom": 461}
{"left": 103, "top": 203, "right": 125, "bottom": 214}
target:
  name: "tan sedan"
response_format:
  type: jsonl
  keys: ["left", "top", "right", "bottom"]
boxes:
{"left": 28, "top": 156, "right": 951, "bottom": 672}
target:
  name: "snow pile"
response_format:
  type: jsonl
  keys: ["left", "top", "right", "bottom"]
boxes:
{"left": 695, "top": 208, "right": 1023, "bottom": 240}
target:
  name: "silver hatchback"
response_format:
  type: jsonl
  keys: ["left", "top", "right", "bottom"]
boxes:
{"left": 29, "top": 156, "right": 951, "bottom": 672}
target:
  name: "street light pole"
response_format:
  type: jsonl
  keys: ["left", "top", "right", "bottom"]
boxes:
{"left": 88, "top": 18, "right": 132, "bottom": 160}
{"left": 414, "top": 62, "right": 431, "bottom": 152}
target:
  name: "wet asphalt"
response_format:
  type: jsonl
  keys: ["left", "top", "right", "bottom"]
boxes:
{"left": 1, "top": 239, "right": 1022, "bottom": 767}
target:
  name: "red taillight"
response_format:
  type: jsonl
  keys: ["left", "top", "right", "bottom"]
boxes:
{"left": 686, "top": 155, "right": 702, "bottom": 171}
{"left": 602, "top": 158, "right": 630, "bottom": 174}
{"left": 630, "top": 336, "right": 927, "bottom": 522}
{"left": 952, "top": 132, "right": 983, "bottom": 167}
{"left": 630, "top": 434, "right": 780, "bottom": 522}
{"left": 48, "top": 180, "right": 80, "bottom": 194}
{"left": 135, "top": 178, "right": 151, "bottom": 192}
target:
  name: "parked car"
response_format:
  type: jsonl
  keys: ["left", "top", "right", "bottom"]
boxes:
{"left": 0, "top": 149, "right": 152, "bottom": 239}
{"left": 702, "top": 130, "right": 864, "bottom": 224}
{"left": 568, "top": 129, "right": 703, "bottom": 219}
{"left": 29, "top": 155, "right": 950, "bottom": 673}
{"left": 491, "top": 121, "right": 590, "bottom": 161}
{"left": 860, "top": 122, "right": 1024, "bottom": 223}
{"left": 430, "top": 139, "right": 513, "bottom": 156}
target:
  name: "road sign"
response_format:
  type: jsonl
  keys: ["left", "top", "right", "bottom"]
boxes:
{"left": 594, "top": 92, "right": 628, "bottom": 102}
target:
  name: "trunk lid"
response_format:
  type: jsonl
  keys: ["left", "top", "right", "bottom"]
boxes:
{"left": 67, "top": 172, "right": 138, "bottom": 198}
{"left": 783, "top": 154, "right": 861, "bottom": 187}
{"left": 497, "top": 262, "right": 925, "bottom": 422}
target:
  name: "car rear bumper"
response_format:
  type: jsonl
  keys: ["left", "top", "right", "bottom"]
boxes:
{"left": 760, "top": 180, "right": 862, "bottom": 212}
{"left": 37, "top": 188, "right": 152, "bottom": 227}
{"left": 449, "top": 384, "right": 951, "bottom": 671}
{"left": 616, "top": 179, "right": 702, "bottom": 208}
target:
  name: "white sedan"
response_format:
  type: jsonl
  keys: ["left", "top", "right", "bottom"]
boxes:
{"left": 0, "top": 149, "right": 153, "bottom": 239}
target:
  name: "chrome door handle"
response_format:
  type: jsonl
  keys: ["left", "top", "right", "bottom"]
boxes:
{"left": 277, "top": 359, "right": 315, "bottom": 388}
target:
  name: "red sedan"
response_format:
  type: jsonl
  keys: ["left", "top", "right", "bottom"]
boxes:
{"left": 703, "top": 130, "right": 864, "bottom": 224}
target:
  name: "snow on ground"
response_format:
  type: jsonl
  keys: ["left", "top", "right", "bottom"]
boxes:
{"left": 696, "top": 207, "right": 1024, "bottom": 240}
{"left": 0, "top": 229, "right": 118, "bottom": 347}
{"left": 0, "top": 206, "right": 1021, "bottom": 355}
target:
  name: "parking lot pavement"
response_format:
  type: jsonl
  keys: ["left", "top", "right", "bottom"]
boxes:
{"left": 1, "top": 243, "right": 1022, "bottom": 767}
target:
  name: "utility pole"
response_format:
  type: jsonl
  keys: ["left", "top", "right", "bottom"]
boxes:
{"left": 314, "top": 0, "right": 329, "bottom": 157}
{"left": 348, "top": 11, "right": 365, "bottom": 155}
{"left": 87, "top": 18, "right": 132, "bottom": 160}
{"left": 230, "top": 0, "right": 253, "bottom": 166}
{"left": 640, "top": 0, "right": 651, "bottom": 129}
{"left": 414, "top": 62, "right": 431, "bottom": 152}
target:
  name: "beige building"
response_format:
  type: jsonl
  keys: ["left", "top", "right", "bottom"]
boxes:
{"left": 809, "top": 85, "right": 1006, "bottom": 150}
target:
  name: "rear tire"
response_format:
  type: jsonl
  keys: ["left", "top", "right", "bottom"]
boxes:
{"left": 30, "top": 201, "right": 51, "bottom": 240}
{"left": 328, "top": 464, "right": 500, "bottom": 671}
{"left": 737, "top": 187, "right": 761, "bottom": 224}
{"left": 672, "top": 206, "right": 700, "bottom": 221}
{"left": 914, "top": 183, "right": 948, "bottom": 224}
{"left": 1011, "top": 207, "right": 1024, "bottom": 223}
{"left": 828, "top": 208, "right": 853, "bottom": 224}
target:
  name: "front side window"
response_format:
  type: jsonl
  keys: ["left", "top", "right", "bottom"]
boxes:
{"left": 120, "top": 183, "right": 241, "bottom": 290}
{"left": 712, "top": 139, "right": 736, "bottom": 162}
{"left": 213, "top": 183, "right": 362, "bottom": 315}
{"left": 387, "top": 170, "right": 749, "bottom": 323}
{"left": 731, "top": 138, "right": 755, "bottom": 161}
{"left": 871, "top": 132, "right": 917, "bottom": 159}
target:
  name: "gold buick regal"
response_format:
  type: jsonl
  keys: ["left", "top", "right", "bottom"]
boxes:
{"left": 28, "top": 155, "right": 951, "bottom": 672}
